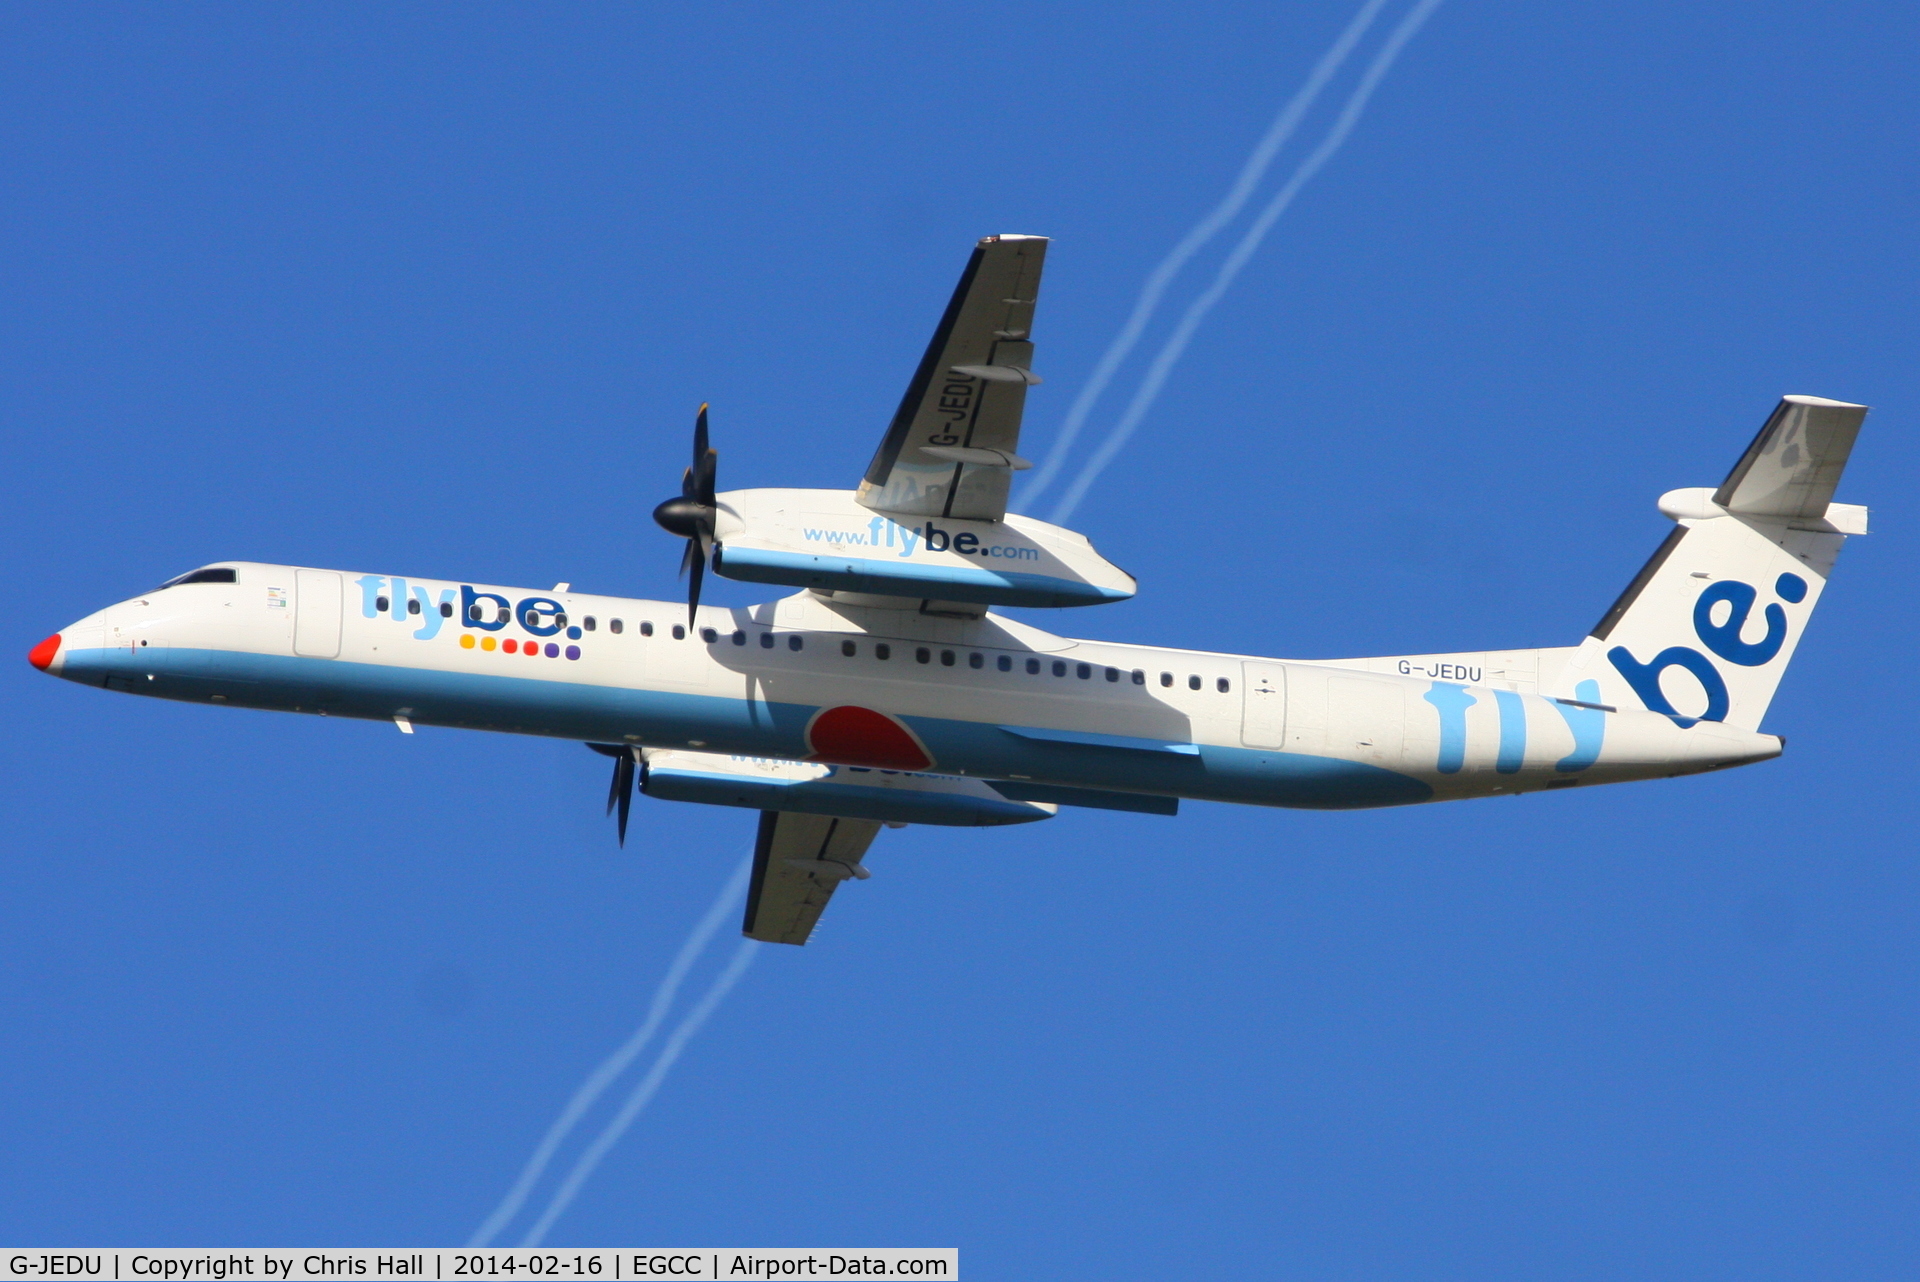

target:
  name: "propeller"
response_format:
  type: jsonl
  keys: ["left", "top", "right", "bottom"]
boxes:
{"left": 587, "top": 743, "right": 643, "bottom": 846}
{"left": 652, "top": 403, "right": 717, "bottom": 628}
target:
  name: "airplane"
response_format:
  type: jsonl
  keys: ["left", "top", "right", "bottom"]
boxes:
{"left": 29, "top": 234, "right": 1872, "bottom": 945}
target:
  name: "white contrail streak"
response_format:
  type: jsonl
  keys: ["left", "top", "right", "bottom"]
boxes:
{"left": 1047, "top": 0, "right": 1446, "bottom": 526}
{"left": 469, "top": 855, "right": 754, "bottom": 1247}
{"left": 1019, "top": 0, "right": 1394, "bottom": 509}
{"left": 521, "top": 937, "right": 761, "bottom": 1246}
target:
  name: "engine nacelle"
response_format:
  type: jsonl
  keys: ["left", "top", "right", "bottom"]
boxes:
{"left": 641, "top": 749, "right": 1057, "bottom": 827}
{"left": 708, "top": 488, "right": 1136, "bottom": 608}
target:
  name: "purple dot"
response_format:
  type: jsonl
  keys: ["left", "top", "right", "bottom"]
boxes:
{"left": 565, "top": 645, "right": 581, "bottom": 660}
{"left": 544, "top": 643, "right": 559, "bottom": 658}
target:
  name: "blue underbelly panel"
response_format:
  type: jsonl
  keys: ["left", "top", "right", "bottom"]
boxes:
{"left": 61, "top": 647, "right": 1433, "bottom": 811}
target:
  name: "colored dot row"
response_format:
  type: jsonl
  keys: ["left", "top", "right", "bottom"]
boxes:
{"left": 459, "top": 633, "right": 582, "bottom": 660}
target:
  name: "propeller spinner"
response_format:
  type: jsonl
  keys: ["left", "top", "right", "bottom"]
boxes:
{"left": 652, "top": 403, "right": 717, "bottom": 628}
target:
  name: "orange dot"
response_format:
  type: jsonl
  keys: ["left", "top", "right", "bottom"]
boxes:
{"left": 480, "top": 636, "right": 496, "bottom": 651}
{"left": 459, "top": 634, "right": 475, "bottom": 649}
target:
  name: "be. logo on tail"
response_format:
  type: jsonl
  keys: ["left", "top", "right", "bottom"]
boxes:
{"left": 1608, "top": 573, "right": 1808, "bottom": 727}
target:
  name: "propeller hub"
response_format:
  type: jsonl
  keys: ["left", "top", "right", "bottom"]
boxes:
{"left": 653, "top": 497, "right": 713, "bottom": 540}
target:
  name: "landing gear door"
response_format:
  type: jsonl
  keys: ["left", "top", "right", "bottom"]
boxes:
{"left": 1241, "top": 661, "right": 1287, "bottom": 748}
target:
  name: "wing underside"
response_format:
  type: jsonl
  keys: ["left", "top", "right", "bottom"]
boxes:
{"left": 857, "top": 234, "right": 1048, "bottom": 522}
{"left": 742, "top": 810, "right": 883, "bottom": 945}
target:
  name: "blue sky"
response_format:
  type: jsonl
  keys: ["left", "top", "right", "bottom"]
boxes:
{"left": 4, "top": 1, "right": 1918, "bottom": 1273}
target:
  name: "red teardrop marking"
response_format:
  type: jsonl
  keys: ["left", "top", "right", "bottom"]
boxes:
{"left": 27, "top": 634, "right": 61, "bottom": 671}
{"left": 806, "top": 705, "right": 934, "bottom": 771}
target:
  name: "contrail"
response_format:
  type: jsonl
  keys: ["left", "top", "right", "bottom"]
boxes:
{"left": 1046, "top": 0, "right": 1447, "bottom": 526}
{"left": 521, "top": 937, "right": 761, "bottom": 1246}
{"left": 1019, "top": 0, "right": 1394, "bottom": 510}
{"left": 469, "top": 854, "right": 755, "bottom": 1247}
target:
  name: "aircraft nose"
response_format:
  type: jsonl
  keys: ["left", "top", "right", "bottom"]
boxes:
{"left": 28, "top": 633, "right": 62, "bottom": 673}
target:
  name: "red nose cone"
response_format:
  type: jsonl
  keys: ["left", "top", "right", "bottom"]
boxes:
{"left": 28, "top": 634, "right": 61, "bottom": 671}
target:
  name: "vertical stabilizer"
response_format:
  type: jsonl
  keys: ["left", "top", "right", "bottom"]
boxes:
{"left": 1547, "top": 397, "right": 1869, "bottom": 731}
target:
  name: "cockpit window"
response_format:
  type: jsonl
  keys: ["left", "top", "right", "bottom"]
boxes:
{"left": 158, "top": 567, "right": 238, "bottom": 589}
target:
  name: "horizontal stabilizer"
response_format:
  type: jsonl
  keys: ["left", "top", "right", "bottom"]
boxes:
{"left": 1713, "top": 395, "right": 1867, "bottom": 519}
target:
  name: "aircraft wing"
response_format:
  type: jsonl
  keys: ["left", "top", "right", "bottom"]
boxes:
{"left": 857, "top": 234, "right": 1048, "bottom": 522}
{"left": 741, "top": 810, "right": 883, "bottom": 945}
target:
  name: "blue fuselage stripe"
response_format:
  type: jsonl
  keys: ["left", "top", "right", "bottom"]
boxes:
{"left": 60, "top": 646, "right": 1434, "bottom": 810}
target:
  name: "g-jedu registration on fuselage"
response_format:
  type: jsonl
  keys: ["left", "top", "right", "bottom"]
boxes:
{"left": 32, "top": 234, "right": 1873, "bottom": 945}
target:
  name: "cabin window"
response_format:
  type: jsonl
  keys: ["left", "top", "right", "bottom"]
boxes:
{"left": 1132, "top": 669, "right": 1146, "bottom": 685}
{"left": 969, "top": 652, "right": 985, "bottom": 669}
{"left": 1217, "top": 677, "right": 1231, "bottom": 693}
{"left": 375, "top": 596, "right": 390, "bottom": 612}
{"left": 439, "top": 601, "right": 453, "bottom": 618}
{"left": 672, "top": 625, "right": 686, "bottom": 640}
{"left": 875, "top": 643, "right": 891, "bottom": 660}
{"left": 1161, "top": 672, "right": 1173, "bottom": 687}
{"left": 469, "top": 605, "right": 484, "bottom": 621}
{"left": 408, "top": 597, "right": 421, "bottom": 615}
{"left": 997, "top": 655, "right": 1012, "bottom": 672}
{"left": 788, "top": 635, "right": 803, "bottom": 651}
{"left": 554, "top": 613, "right": 568, "bottom": 628}
{"left": 916, "top": 647, "right": 931, "bottom": 664}
{"left": 940, "top": 650, "right": 955, "bottom": 667}
{"left": 1052, "top": 660, "right": 1067, "bottom": 677}
{"left": 1188, "top": 674, "right": 1201, "bottom": 690}
{"left": 1076, "top": 663, "right": 1091, "bottom": 679}
{"left": 582, "top": 616, "right": 596, "bottom": 631}
{"left": 700, "top": 627, "right": 718, "bottom": 643}
{"left": 1105, "top": 667, "right": 1120, "bottom": 682}
{"left": 497, "top": 607, "right": 511, "bottom": 624}
{"left": 731, "top": 630, "right": 746, "bottom": 646}
{"left": 1027, "top": 658, "right": 1041, "bottom": 675}
{"left": 841, "top": 640, "right": 857, "bottom": 657}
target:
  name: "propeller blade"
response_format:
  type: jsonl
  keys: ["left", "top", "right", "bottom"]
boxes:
{"left": 612, "top": 752, "right": 635, "bottom": 846}
{"left": 686, "top": 540, "right": 705, "bottom": 627}
{"left": 604, "top": 751, "right": 626, "bottom": 817}
{"left": 692, "top": 404, "right": 717, "bottom": 506}
{"left": 586, "top": 743, "right": 641, "bottom": 848}
{"left": 655, "top": 403, "right": 718, "bottom": 623}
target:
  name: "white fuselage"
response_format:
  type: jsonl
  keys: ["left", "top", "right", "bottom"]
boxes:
{"left": 38, "top": 562, "right": 1783, "bottom": 811}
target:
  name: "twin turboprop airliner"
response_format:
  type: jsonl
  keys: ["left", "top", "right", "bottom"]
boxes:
{"left": 31, "top": 235, "right": 1872, "bottom": 944}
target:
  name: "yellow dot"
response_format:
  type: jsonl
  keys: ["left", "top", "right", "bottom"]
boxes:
{"left": 481, "top": 636, "right": 496, "bottom": 651}
{"left": 459, "top": 634, "right": 475, "bottom": 649}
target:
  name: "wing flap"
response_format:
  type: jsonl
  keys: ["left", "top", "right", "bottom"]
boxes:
{"left": 741, "top": 811, "right": 883, "bottom": 945}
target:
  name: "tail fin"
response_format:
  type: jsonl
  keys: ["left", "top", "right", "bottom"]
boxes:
{"left": 1548, "top": 396, "right": 1869, "bottom": 731}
